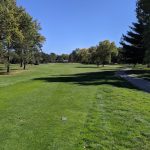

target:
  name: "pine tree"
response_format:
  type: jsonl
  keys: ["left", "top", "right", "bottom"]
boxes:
{"left": 140, "top": 0, "right": 150, "bottom": 66}
{"left": 120, "top": 1, "right": 146, "bottom": 65}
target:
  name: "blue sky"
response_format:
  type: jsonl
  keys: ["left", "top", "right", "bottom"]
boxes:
{"left": 17, "top": 0, "right": 137, "bottom": 54}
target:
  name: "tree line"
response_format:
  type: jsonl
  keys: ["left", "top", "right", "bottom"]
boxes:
{"left": 40, "top": 53, "right": 69, "bottom": 63}
{"left": 71, "top": 0, "right": 150, "bottom": 67}
{"left": 0, "top": 0, "right": 150, "bottom": 72}
{"left": 44, "top": 0, "right": 150, "bottom": 67}
{"left": 0, "top": 0, "right": 45, "bottom": 72}
{"left": 69, "top": 40, "right": 119, "bottom": 67}
{"left": 41, "top": 40, "right": 120, "bottom": 67}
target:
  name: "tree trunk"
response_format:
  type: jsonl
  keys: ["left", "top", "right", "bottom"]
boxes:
{"left": 7, "top": 61, "right": 10, "bottom": 73}
{"left": 23, "top": 49, "right": 26, "bottom": 70}
{"left": 23, "top": 62, "right": 26, "bottom": 70}
{"left": 102, "top": 62, "right": 105, "bottom": 67}
{"left": 133, "top": 64, "right": 136, "bottom": 68}
{"left": 97, "top": 63, "right": 99, "bottom": 68}
{"left": 20, "top": 59, "right": 23, "bottom": 67}
{"left": 7, "top": 49, "right": 10, "bottom": 73}
{"left": 20, "top": 49, "right": 23, "bottom": 67}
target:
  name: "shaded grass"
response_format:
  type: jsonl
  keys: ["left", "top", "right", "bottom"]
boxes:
{"left": 124, "top": 64, "right": 150, "bottom": 81}
{"left": 33, "top": 71, "right": 139, "bottom": 91}
{"left": 127, "top": 69, "right": 150, "bottom": 81}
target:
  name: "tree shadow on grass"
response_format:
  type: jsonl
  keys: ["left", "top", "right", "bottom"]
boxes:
{"left": 127, "top": 70, "right": 150, "bottom": 74}
{"left": 0, "top": 72, "right": 9, "bottom": 75}
{"left": 0, "top": 68, "right": 21, "bottom": 75}
{"left": 76, "top": 66, "right": 123, "bottom": 69}
{"left": 76, "top": 66, "right": 99, "bottom": 69}
{"left": 0, "top": 67, "right": 5, "bottom": 70}
{"left": 126, "top": 70, "right": 150, "bottom": 81}
{"left": 33, "top": 71, "right": 141, "bottom": 91}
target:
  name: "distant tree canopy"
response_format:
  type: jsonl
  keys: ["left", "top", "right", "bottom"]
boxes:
{"left": 95, "top": 41, "right": 118, "bottom": 67}
{"left": 0, "top": 0, "right": 45, "bottom": 72}
{"left": 49, "top": 53, "right": 57, "bottom": 63}
{"left": 39, "top": 53, "right": 70, "bottom": 63}
{"left": 1, "top": 0, "right": 149, "bottom": 71}
{"left": 40, "top": 0, "right": 150, "bottom": 68}
{"left": 60, "top": 54, "right": 69, "bottom": 62}
{"left": 41, "top": 0, "right": 150, "bottom": 68}
{"left": 68, "top": 40, "right": 118, "bottom": 67}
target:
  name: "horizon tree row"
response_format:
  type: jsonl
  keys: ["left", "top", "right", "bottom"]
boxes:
{"left": 48, "top": 0, "right": 150, "bottom": 67}
{"left": 39, "top": 40, "right": 119, "bottom": 67}
{"left": 40, "top": 53, "right": 69, "bottom": 63}
{"left": 0, "top": 0, "right": 45, "bottom": 72}
{"left": 42, "top": 40, "right": 123, "bottom": 67}
{"left": 69, "top": 40, "right": 119, "bottom": 67}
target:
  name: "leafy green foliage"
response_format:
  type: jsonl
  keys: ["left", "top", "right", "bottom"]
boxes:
{"left": 69, "top": 42, "right": 118, "bottom": 66}
{"left": 48, "top": 53, "right": 56, "bottom": 63}
{"left": 0, "top": 0, "right": 45, "bottom": 72}
{"left": 0, "top": 0, "right": 24, "bottom": 72}
{"left": 95, "top": 40, "right": 118, "bottom": 66}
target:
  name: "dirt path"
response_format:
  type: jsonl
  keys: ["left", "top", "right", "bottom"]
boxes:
{"left": 116, "top": 69, "right": 150, "bottom": 93}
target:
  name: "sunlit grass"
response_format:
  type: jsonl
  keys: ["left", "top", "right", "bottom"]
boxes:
{"left": 0, "top": 63, "right": 149, "bottom": 150}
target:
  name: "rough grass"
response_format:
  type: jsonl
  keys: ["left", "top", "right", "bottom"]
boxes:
{"left": 0, "top": 63, "right": 150, "bottom": 150}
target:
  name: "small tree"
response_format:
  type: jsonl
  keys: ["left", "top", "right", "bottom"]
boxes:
{"left": 61, "top": 54, "right": 69, "bottom": 61}
{"left": 95, "top": 40, "right": 117, "bottom": 67}
{"left": 78, "top": 49, "right": 90, "bottom": 64}
{"left": 49, "top": 53, "right": 57, "bottom": 63}
{"left": 69, "top": 48, "right": 80, "bottom": 62}
{"left": 88, "top": 46, "right": 97, "bottom": 64}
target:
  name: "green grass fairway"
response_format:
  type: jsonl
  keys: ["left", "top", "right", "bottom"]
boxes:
{"left": 0, "top": 64, "right": 150, "bottom": 150}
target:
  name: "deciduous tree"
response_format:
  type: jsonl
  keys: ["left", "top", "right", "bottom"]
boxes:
{"left": 0, "top": 0, "right": 23, "bottom": 72}
{"left": 95, "top": 40, "right": 117, "bottom": 67}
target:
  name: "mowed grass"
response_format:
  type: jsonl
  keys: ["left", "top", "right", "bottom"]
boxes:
{"left": 0, "top": 63, "right": 150, "bottom": 150}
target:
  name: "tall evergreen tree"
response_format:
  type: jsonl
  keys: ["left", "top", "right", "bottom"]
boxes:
{"left": 139, "top": 0, "right": 150, "bottom": 66}
{"left": 120, "top": 1, "right": 146, "bottom": 65}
